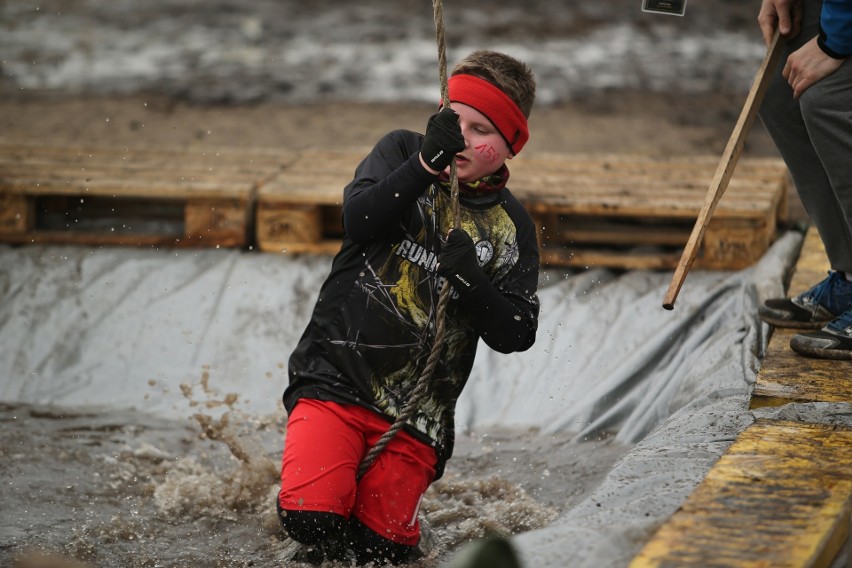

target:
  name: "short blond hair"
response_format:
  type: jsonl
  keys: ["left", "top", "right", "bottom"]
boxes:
{"left": 451, "top": 50, "right": 536, "bottom": 118}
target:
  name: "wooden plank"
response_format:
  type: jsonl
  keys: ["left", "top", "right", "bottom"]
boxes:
{"left": 751, "top": 326, "right": 852, "bottom": 408}
{"left": 0, "top": 142, "right": 286, "bottom": 200}
{"left": 510, "top": 170, "right": 787, "bottom": 209}
{"left": 0, "top": 160, "right": 279, "bottom": 180}
{"left": 539, "top": 247, "right": 680, "bottom": 271}
{"left": 255, "top": 202, "right": 344, "bottom": 254}
{"left": 0, "top": 141, "right": 288, "bottom": 167}
{"left": 0, "top": 169, "right": 260, "bottom": 200}
{"left": 260, "top": 240, "right": 343, "bottom": 255}
{"left": 751, "top": 227, "right": 852, "bottom": 407}
{"left": 522, "top": 193, "right": 779, "bottom": 220}
{"left": 256, "top": 203, "right": 323, "bottom": 252}
{"left": 0, "top": 193, "right": 251, "bottom": 249}
{"left": 0, "top": 196, "right": 251, "bottom": 247}
{"left": 508, "top": 152, "right": 789, "bottom": 178}
{"left": 260, "top": 182, "right": 781, "bottom": 217}
{"left": 533, "top": 200, "right": 780, "bottom": 270}
{"left": 538, "top": 217, "right": 692, "bottom": 246}
{"left": 261, "top": 151, "right": 789, "bottom": 216}
{"left": 0, "top": 167, "right": 263, "bottom": 192}
{"left": 508, "top": 153, "right": 786, "bottom": 269}
{"left": 630, "top": 419, "right": 852, "bottom": 568}
{"left": 0, "top": 193, "right": 33, "bottom": 234}
{"left": 185, "top": 198, "right": 249, "bottom": 247}
{"left": 257, "top": 151, "right": 788, "bottom": 270}
{"left": 512, "top": 151, "right": 785, "bottom": 166}
{"left": 258, "top": 150, "right": 364, "bottom": 205}
{"left": 0, "top": 141, "right": 276, "bottom": 249}
{"left": 498, "top": 155, "right": 788, "bottom": 181}
{"left": 702, "top": 217, "right": 776, "bottom": 270}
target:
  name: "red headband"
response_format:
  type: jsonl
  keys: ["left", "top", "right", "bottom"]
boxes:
{"left": 447, "top": 74, "right": 529, "bottom": 155}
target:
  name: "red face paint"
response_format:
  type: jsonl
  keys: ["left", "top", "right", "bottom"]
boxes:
{"left": 475, "top": 144, "right": 500, "bottom": 163}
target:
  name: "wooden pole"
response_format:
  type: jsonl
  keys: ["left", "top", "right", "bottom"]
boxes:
{"left": 663, "top": 30, "right": 785, "bottom": 310}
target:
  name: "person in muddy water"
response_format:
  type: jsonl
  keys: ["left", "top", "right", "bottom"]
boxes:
{"left": 276, "top": 50, "right": 540, "bottom": 565}
{"left": 756, "top": 0, "right": 852, "bottom": 360}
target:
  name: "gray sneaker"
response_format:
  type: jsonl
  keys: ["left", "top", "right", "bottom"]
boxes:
{"left": 790, "top": 307, "right": 852, "bottom": 360}
{"left": 759, "top": 271, "right": 852, "bottom": 329}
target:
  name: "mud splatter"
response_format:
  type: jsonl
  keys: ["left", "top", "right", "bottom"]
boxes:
{"left": 1, "top": 365, "right": 628, "bottom": 567}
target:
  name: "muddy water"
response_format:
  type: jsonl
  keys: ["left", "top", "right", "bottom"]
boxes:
{"left": 1, "top": 376, "right": 629, "bottom": 568}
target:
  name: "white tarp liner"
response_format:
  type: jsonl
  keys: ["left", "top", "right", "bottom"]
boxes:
{"left": 2, "top": 230, "right": 831, "bottom": 567}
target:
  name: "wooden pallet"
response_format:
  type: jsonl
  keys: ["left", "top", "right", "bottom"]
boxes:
{"left": 509, "top": 154, "right": 789, "bottom": 270}
{"left": 256, "top": 150, "right": 366, "bottom": 254}
{"left": 751, "top": 227, "right": 852, "bottom": 408}
{"left": 256, "top": 151, "right": 789, "bottom": 269}
{"left": 0, "top": 142, "right": 286, "bottom": 248}
{"left": 1, "top": 143, "right": 790, "bottom": 267}
{"left": 630, "top": 419, "right": 852, "bottom": 568}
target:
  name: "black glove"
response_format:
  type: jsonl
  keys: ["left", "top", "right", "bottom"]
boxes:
{"left": 437, "top": 229, "right": 487, "bottom": 296}
{"left": 438, "top": 229, "right": 537, "bottom": 353}
{"left": 420, "top": 108, "right": 465, "bottom": 173}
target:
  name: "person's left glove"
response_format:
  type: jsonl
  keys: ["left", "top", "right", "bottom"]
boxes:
{"left": 421, "top": 108, "right": 466, "bottom": 173}
{"left": 437, "top": 229, "right": 487, "bottom": 296}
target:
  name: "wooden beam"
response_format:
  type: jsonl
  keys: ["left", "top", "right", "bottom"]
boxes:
{"left": 631, "top": 420, "right": 852, "bottom": 568}
{"left": 751, "top": 227, "right": 852, "bottom": 407}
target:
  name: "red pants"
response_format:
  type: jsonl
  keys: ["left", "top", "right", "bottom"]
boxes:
{"left": 278, "top": 398, "right": 437, "bottom": 546}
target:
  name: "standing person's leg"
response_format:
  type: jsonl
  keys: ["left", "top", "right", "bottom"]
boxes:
{"left": 790, "top": 59, "right": 852, "bottom": 358}
{"left": 797, "top": 57, "right": 852, "bottom": 274}
{"left": 757, "top": 0, "right": 852, "bottom": 358}
{"left": 757, "top": 0, "right": 852, "bottom": 329}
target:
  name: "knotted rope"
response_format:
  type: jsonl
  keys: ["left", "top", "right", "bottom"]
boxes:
{"left": 357, "top": 0, "right": 460, "bottom": 479}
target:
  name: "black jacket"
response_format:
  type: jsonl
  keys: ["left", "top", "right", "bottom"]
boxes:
{"left": 283, "top": 129, "right": 540, "bottom": 478}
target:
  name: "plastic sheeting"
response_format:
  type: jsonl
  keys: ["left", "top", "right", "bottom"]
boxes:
{"left": 1, "top": 235, "right": 796, "bottom": 431}
{"left": 459, "top": 232, "right": 799, "bottom": 443}
{"left": 0, "top": 246, "right": 332, "bottom": 416}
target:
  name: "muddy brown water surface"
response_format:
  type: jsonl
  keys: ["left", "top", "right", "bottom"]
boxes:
{"left": 0, "top": 401, "right": 629, "bottom": 567}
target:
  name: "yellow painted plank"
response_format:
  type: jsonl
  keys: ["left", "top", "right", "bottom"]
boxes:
{"left": 752, "top": 327, "right": 852, "bottom": 407}
{"left": 751, "top": 227, "right": 852, "bottom": 407}
{"left": 630, "top": 419, "right": 852, "bottom": 568}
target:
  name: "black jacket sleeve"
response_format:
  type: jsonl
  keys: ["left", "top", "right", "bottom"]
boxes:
{"left": 343, "top": 130, "right": 437, "bottom": 245}
{"left": 464, "top": 278, "right": 539, "bottom": 353}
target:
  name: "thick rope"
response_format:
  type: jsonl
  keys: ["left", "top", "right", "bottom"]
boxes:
{"left": 357, "top": 0, "right": 460, "bottom": 480}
